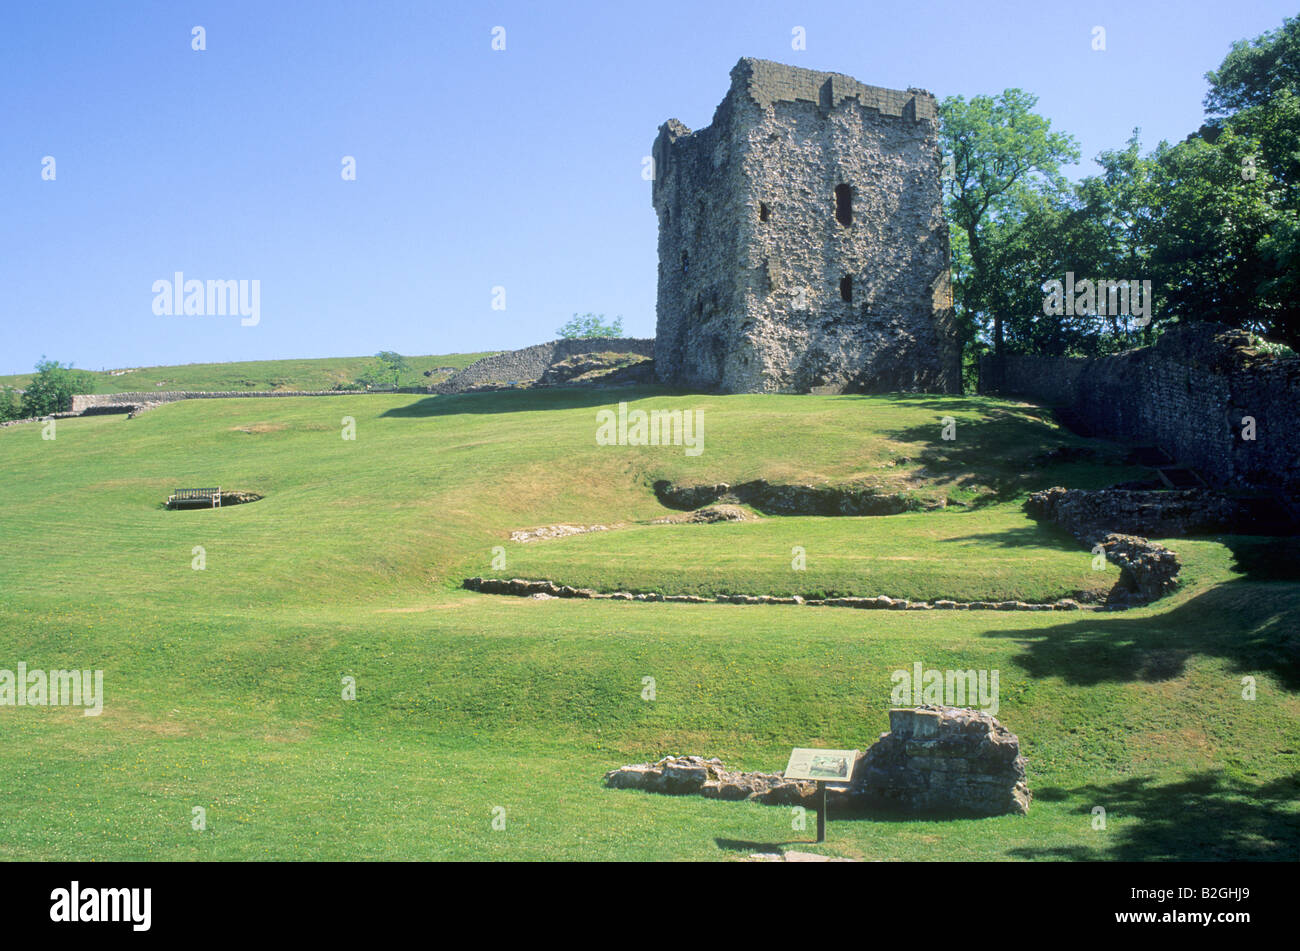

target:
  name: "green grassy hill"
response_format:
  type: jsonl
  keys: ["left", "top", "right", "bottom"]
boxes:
{"left": 0, "top": 386, "right": 1295, "bottom": 860}
{"left": 0, "top": 351, "right": 495, "bottom": 394}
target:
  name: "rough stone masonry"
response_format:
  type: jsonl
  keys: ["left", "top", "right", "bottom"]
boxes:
{"left": 605, "top": 706, "right": 1030, "bottom": 817}
{"left": 652, "top": 57, "right": 959, "bottom": 394}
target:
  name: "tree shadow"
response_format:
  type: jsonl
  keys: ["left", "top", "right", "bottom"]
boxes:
{"left": 869, "top": 393, "right": 1059, "bottom": 420}
{"left": 714, "top": 838, "right": 811, "bottom": 853}
{"left": 1009, "top": 772, "right": 1300, "bottom": 861}
{"left": 880, "top": 415, "right": 1138, "bottom": 506}
{"left": 379, "top": 384, "right": 680, "bottom": 418}
{"left": 1219, "top": 535, "right": 1300, "bottom": 581}
{"left": 980, "top": 579, "right": 1300, "bottom": 689}
{"left": 941, "top": 522, "right": 1084, "bottom": 550}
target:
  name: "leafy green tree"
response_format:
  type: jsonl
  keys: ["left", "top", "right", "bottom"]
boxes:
{"left": 19, "top": 358, "right": 94, "bottom": 417}
{"left": 1205, "top": 15, "right": 1300, "bottom": 117}
{"left": 939, "top": 90, "right": 1080, "bottom": 361}
{"left": 355, "top": 351, "right": 406, "bottom": 389}
{"left": 1199, "top": 15, "right": 1300, "bottom": 349}
{"left": 374, "top": 351, "right": 409, "bottom": 374}
{"left": 556, "top": 313, "right": 623, "bottom": 339}
{"left": 0, "top": 386, "right": 21, "bottom": 422}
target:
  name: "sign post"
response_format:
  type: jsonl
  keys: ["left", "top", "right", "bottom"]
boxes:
{"left": 784, "top": 747, "right": 859, "bottom": 845}
{"left": 817, "top": 781, "right": 827, "bottom": 843}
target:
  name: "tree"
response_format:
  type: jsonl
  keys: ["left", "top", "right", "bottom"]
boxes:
{"left": 556, "top": 313, "right": 623, "bottom": 339}
{"left": 19, "top": 358, "right": 94, "bottom": 417}
{"left": 0, "top": 386, "right": 21, "bottom": 422}
{"left": 354, "top": 351, "right": 406, "bottom": 389}
{"left": 940, "top": 91, "right": 1080, "bottom": 361}
{"left": 374, "top": 351, "right": 409, "bottom": 374}
{"left": 1200, "top": 16, "right": 1300, "bottom": 349}
{"left": 1204, "top": 15, "right": 1300, "bottom": 116}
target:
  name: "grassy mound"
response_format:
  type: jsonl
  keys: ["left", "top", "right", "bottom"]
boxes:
{"left": 0, "top": 351, "right": 495, "bottom": 394}
{"left": 496, "top": 507, "right": 1114, "bottom": 603}
{"left": 0, "top": 385, "right": 1295, "bottom": 861}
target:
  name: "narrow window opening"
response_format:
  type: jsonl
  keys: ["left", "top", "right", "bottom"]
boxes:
{"left": 840, "top": 276, "right": 853, "bottom": 302}
{"left": 834, "top": 184, "right": 853, "bottom": 226}
{"left": 681, "top": 251, "right": 689, "bottom": 274}
{"left": 759, "top": 202, "right": 770, "bottom": 222}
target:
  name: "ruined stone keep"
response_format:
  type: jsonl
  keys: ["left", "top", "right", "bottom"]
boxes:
{"left": 652, "top": 58, "right": 959, "bottom": 394}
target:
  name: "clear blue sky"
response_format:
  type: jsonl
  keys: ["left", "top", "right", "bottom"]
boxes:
{"left": 2, "top": 0, "right": 1293, "bottom": 375}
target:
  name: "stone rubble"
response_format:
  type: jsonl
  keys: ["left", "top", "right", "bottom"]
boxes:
{"left": 603, "top": 755, "right": 818, "bottom": 805}
{"left": 605, "top": 705, "right": 1031, "bottom": 817}
{"left": 1026, "top": 487, "right": 1185, "bottom": 604}
{"left": 463, "top": 577, "right": 1089, "bottom": 612}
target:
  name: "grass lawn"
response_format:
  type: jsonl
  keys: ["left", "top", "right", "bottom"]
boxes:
{"left": 496, "top": 506, "right": 1115, "bottom": 603}
{"left": 0, "top": 385, "right": 1295, "bottom": 860}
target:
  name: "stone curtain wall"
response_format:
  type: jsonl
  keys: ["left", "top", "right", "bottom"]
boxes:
{"left": 435, "top": 338, "right": 654, "bottom": 393}
{"left": 980, "top": 324, "right": 1300, "bottom": 492}
{"left": 652, "top": 57, "right": 958, "bottom": 394}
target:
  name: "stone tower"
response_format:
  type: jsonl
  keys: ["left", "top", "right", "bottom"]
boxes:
{"left": 651, "top": 58, "right": 959, "bottom": 394}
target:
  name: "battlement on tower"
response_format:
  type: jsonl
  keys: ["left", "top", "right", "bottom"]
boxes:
{"left": 651, "top": 58, "right": 958, "bottom": 394}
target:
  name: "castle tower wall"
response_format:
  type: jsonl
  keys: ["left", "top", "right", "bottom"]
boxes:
{"left": 653, "top": 58, "right": 958, "bottom": 393}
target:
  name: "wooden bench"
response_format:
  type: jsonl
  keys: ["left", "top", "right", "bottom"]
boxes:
{"left": 168, "top": 487, "right": 221, "bottom": 509}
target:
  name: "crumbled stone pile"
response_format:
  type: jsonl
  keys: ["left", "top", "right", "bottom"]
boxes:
{"left": 463, "top": 577, "right": 1087, "bottom": 611}
{"left": 1095, "top": 533, "right": 1182, "bottom": 603}
{"left": 853, "top": 706, "right": 1030, "bottom": 816}
{"left": 604, "top": 706, "right": 1031, "bottom": 817}
{"left": 509, "top": 524, "right": 612, "bottom": 543}
{"left": 538, "top": 352, "right": 652, "bottom": 386}
{"left": 603, "top": 755, "right": 817, "bottom": 805}
{"left": 1026, "top": 487, "right": 1186, "bottom": 604}
{"left": 435, "top": 338, "right": 655, "bottom": 393}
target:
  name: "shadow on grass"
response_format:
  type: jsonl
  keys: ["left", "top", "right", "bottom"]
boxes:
{"left": 1220, "top": 536, "right": 1300, "bottom": 581}
{"left": 379, "top": 387, "right": 1070, "bottom": 421}
{"left": 941, "top": 522, "right": 1085, "bottom": 551}
{"left": 981, "top": 579, "right": 1300, "bottom": 690}
{"left": 379, "top": 385, "right": 687, "bottom": 418}
{"left": 714, "top": 837, "right": 813, "bottom": 853}
{"left": 1011, "top": 771, "right": 1300, "bottom": 861}
{"left": 881, "top": 413, "right": 1136, "bottom": 507}
{"left": 867, "top": 393, "right": 1057, "bottom": 419}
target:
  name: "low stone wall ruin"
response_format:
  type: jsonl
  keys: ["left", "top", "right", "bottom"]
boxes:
{"left": 855, "top": 706, "right": 1030, "bottom": 816}
{"left": 1025, "top": 487, "right": 1187, "bottom": 604}
{"left": 1025, "top": 486, "right": 1255, "bottom": 539}
{"left": 604, "top": 705, "right": 1031, "bottom": 817}
{"left": 463, "top": 576, "right": 1090, "bottom": 611}
{"left": 652, "top": 479, "right": 942, "bottom": 516}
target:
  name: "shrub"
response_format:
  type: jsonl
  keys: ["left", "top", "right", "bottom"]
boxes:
{"left": 0, "top": 386, "right": 21, "bottom": 422}
{"left": 19, "top": 359, "right": 94, "bottom": 417}
{"left": 556, "top": 313, "right": 624, "bottom": 339}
